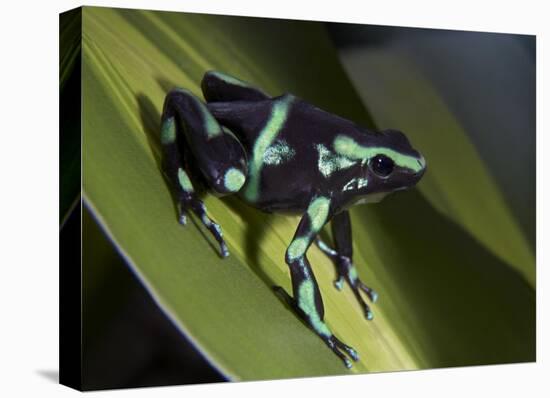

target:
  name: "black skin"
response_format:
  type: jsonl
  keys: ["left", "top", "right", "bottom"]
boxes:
{"left": 159, "top": 71, "right": 426, "bottom": 368}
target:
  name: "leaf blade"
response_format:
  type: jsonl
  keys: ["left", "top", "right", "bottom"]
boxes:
{"left": 82, "top": 6, "right": 418, "bottom": 379}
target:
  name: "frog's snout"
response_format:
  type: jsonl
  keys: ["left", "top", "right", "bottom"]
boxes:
{"left": 414, "top": 155, "right": 427, "bottom": 180}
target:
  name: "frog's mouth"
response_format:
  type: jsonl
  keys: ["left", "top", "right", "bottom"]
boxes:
{"left": 354, "top": 192, "right": 391, "bottom": 205}
{"left": 354, "top": 184, "right": 414, "bottom": 205}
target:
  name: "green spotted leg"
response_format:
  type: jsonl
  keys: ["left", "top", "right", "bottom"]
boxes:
{"left": 160, "top": 89, "right": 248, "bottom": 257}
{"left": 316, "top": 210, "right": 378, "bottom": 320}
{"left": 282, "top": 197, "right": 359, "bottom": 368}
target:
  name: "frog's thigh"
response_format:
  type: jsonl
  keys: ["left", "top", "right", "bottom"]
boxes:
{"left": 201, "top": 70, "right": 269, "bottom": 102}
{"left": 162, "top": 88, "right": 247, "bottom": 194}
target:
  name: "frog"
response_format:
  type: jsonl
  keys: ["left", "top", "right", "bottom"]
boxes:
{"left": 159, "top": 71, "right": 426, "bottom": 369}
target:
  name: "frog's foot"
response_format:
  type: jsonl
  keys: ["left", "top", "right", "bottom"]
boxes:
{"left": 273, "top": 286, "right": 359, "bottom": 369}
{"left": 316, "top": 238, "right": 378, "bottom": 320}
{"left": 178, "top": 197, "right": 229, "bottom": 258}
{"left": 325, "top": 334, "right": 359, "bottom": 369}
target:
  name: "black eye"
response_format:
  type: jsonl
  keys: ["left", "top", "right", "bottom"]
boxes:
{"left": 370, "top": 155, "right": 394, "bottom": 177}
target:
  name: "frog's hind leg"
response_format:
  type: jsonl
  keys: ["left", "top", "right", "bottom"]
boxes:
{"left": 160, "top": 88, "right": 248, "bottom": 257}
{"left": 316, "top": 211, "right": 378, "bottom": 320}
{"left": 201, "top": 71, "right": 270, "bottom": 102}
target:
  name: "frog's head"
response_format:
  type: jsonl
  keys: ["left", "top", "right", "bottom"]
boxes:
{"left": 334, "top": 129, "right": 426, "bottom": 204}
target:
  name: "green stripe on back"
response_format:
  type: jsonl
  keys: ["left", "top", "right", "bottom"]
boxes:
{"left": 242, "top": 95, "right": 294, "bottom": 202}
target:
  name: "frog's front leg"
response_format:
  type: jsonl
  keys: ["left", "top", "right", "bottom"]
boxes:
{"left": 316, "top": 210, "right": 378, "bottom": 320}
{"left": 282, "top": 197, "right": 359, "bottom": 368}
{"left": 160, "top": 88, "right": 247, "bottom": 257}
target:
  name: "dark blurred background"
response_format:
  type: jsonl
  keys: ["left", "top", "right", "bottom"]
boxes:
{"left": 77, "top": 21, "right": 535, "bottom": 390}
{"left": 82, "top": 205, "right": 224, "bottom": 390}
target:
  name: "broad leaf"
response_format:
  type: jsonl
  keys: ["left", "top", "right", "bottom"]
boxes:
{"left": 81, "top": 7, "right": 534, "bottom": 380}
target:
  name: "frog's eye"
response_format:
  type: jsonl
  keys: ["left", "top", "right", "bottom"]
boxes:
{"left": 369, "top": 154, "right": 395, "bottom": 177}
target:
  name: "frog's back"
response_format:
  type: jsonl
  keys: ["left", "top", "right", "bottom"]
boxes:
{"left": 208, "top": 95, "right": 367, "bottom": 212}
{"left": 201, "top": 71, "right": 381, "bottom": 212}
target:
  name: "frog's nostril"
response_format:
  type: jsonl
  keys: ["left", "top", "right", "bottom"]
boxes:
{"left": 384, "top": 129, "right": 411, "bottom": 149}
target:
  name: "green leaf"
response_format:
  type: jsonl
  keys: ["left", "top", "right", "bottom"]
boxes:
{"left": 82, "top": 7, "right": 416, "bottom": 379}
{"left": 81, "top": 6, "right": 534, "bottom": 381}
{"left": 60, "top": 8, "right": 82, "bottom": 224}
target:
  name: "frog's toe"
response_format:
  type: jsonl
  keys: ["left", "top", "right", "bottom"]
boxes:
{"left": 180, "top": 197, "right": 230, "bottom": 258}
{"left": 351, "top": 288, "right": 374, "bottom": 320}
{"left": 202, "top": 217, "right": 229, "bottom": 258}
{"left": 177, "top": 203, "right": 188, "bottom": 225}
{"left": 358, "top": 281, "right": 378, "bottom": 303}
{"left": 365, "top": 308, "right": 374, "bottom": 321}
{"left": 333, "top": 276, "right": 344, "bottom": 291}
{"left": 220, "top": 241, "right": 229, "bottom": 258}
{"left": 325, "top": 334, "right": 360, "bottom": 368}
{"left": 370, "top": 289, "right": 379, "bottom": 304}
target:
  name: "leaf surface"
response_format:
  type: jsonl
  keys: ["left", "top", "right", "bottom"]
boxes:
{"left": 82, "top": 7, "right": 534, "bottom": 380}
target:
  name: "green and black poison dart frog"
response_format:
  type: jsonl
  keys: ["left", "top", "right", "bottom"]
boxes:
{"left": 159, "top": 71, "right": 426, "bottom": 369}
